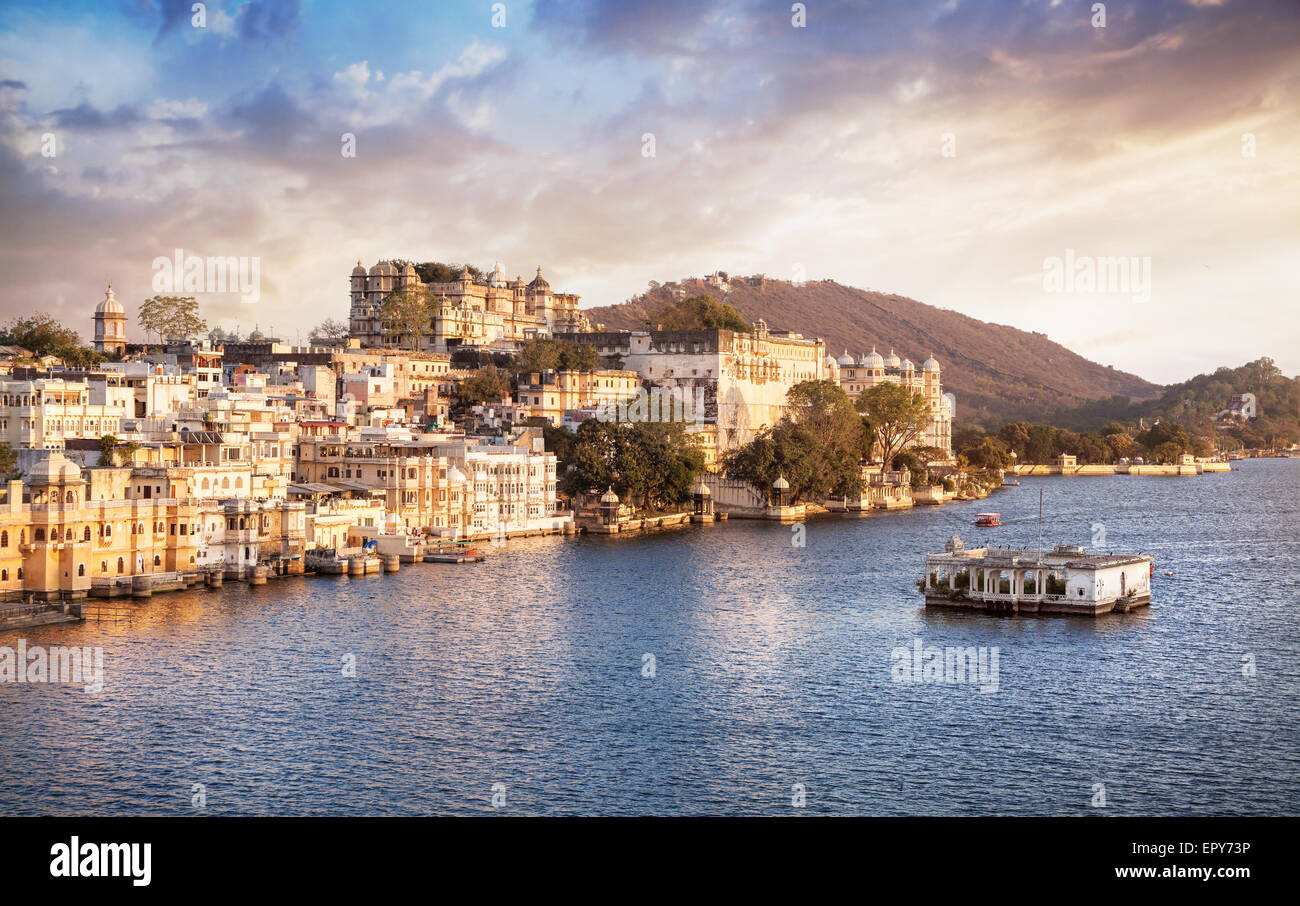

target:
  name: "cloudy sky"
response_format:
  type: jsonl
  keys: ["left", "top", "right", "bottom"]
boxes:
{"left": 0, "top": 0, "right": 1296, "bottom": 384}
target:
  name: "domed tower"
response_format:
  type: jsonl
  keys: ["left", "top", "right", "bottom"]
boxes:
{"left": 93, "top": 283, "right": 127, "bottom": 354}
{"left": 527, "top": 266, "right": 551, "bottom": 317}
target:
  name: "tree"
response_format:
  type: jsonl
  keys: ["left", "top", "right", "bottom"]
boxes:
{"left": 514, "top": 338, "right": 600, "bottom": 374}
{"left": 458, "top": 365, "right": 511, "bottom": 405}
{"left": 857, "top": 382, "right": 930, "bottom": 466}
{"left": 0, "top": 442, "right": 18, "bottom": 482}
{"left": 659, "top": 296, "right": 751, "bottom": 332}
{"left": 309, "top": 318, "right": 351, "bottom": 345}
{"left": 722, "top": 381, "right": 867, "bottom": 503}
{"left": 138, "top": 295, "right": 206, "bottom": 344}
{"left": 964, "top": 436, "right": 1012, "bottom": 470}
{"left": 564, "top": 419, "right": 704, "bottom": 511}
{"left": 379, "top": 285, "right": 433, "bottom": 352}
{"left": 98, "top": 434, "right": 119, "bottom": 466}
{"left": 0, "top": 315, "right": 85, "bottom": 359}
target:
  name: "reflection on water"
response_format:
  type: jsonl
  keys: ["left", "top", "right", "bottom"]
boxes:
{"left": 1, "top": 460, "right": 1297, "bottom": 815}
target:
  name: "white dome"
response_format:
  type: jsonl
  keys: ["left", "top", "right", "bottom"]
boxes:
{"left": 836, "top": 350, "right": 855, "bottom": 366}
{"left": 862, "top": 348, "right": 884, "bottom": 369}
{"left": 29, "top": 451, "right": 82, "bottom": 484}
{"left": 446, "top": 465, "right": 467, "bottom": 484}
{"left": 772, "top": 474, "right": 790, "bottom": 490}
{"left": 901, "top": 358, "right": 914, "bottom": 371}
{"left": 96, "top": 284, "right": 124, "bottom": 315}
{"left": 923, "top": 356, "right": 941, "bottom": 372}
{"left": 884, "top": 349, "right": 901, "bottom": 369}
{"left": 352, "top": 261, "right": 367, "bottom": 276}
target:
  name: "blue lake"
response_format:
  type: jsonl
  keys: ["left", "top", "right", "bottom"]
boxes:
{"left": 1, "top": 459, "right": 1296, "bottom": 815}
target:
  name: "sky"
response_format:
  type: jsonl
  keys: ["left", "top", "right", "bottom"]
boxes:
{"left": 0, "top": 0, "right": 1296, "bottom": 385}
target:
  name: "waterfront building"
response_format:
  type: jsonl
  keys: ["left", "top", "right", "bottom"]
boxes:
{"left": 347, "top": 260, "right": 592, "bottom": 353}
{"left": 0, "top": 453, "right": 303, "bottom": 602}
{"left": 922, "top": 535, "right": 1152, "bottom": 616}
{"left": 294, "top": 427, "right": 568, "bottom": 539}
{"left": 826, "top": 349, "right": 952, "bottom": 456}
{"left": 557, "top": 320, "right": 826, "bottom": 452}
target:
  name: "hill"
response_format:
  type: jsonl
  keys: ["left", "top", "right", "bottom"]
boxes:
{"left": 582, "top": 276, "right": 1160, "bottom": 426}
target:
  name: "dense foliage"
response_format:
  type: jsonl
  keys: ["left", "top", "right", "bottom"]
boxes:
{"left": 658, "top": 295, "right": 751, "bottom": 332}
{"left": 514, "top": 338, "right": 600, "bottom": 374}
{"left": 0, "top": 315, "right": 106, "bottom": 364}
{"left": 562, "top": 420, "right": 705, "bottom": 511}
{"left": 722, "top": 380, "right": 868, "bottom": 503}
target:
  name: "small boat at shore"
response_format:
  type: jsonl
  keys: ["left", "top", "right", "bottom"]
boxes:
{"left": 1002, "top": 479, "right": 1020, "bottom": 486}
{"left": 974, "top": 513, "right": 1001, "bottom": 527}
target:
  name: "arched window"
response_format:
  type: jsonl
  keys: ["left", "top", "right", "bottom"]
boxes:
{"left": 83, "top": 526, "right": 91, "bottom": 541}
{"left": 1, "top": 531, "right": 7, "bottom": 547}
{"left": 153, "top": 555, "right": 161, "bottom": 566}
{"left": 100, "top": 561, "right": 107, "bottom": 573}
{"left": 1, "top": 570, "right": 7, "bottom": 581}
{"left": 16, "top": 568, "right": 22, "bottom": 580}
{"left": 202, "top": 478, "right": 211, "bottom": 490}
{"left": 19, "top": 530, "right": 25, "bottom": 544}
{"left": 78, "top": 564, "right": 85, "bottom": 576}
{"left": 105, "top": 525, "right": 112, "bottom": 538}
{"left": 222, "top": 477, "right": 230, "bottom": 489}
{"left": 65, "top": 528, "right": 73, "bottom": 541}
{"left": 65, "top": 490, "right": 75, "bottom": 504}
{"left": 34, "top": 528, "right": 44, "bottom": 542}
{"left": 116, "top": 557, "right": 124, "bottom": 574}
{"left": 235, "top": 477, "right": 244, "bottom": 489}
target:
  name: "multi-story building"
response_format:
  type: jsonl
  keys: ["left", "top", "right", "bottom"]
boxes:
{"left": 294, "top": 428, "right": 567, "bottom": 539}
{"left": 558, "top": 320, "right": 827, "bottom": 452}
{"left": 0, "top": 452, "right": 306, "bottom": 602}
{"left": 347, "top": 260, "right": 591, "bottom": 352}
{"left": 826, "top": 349, "right": 952, "bottom": 456}
{"left": 514, "top": 369, "right": 641, "bottom": 426}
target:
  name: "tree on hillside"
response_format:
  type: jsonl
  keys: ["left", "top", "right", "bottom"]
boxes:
{"left": 964, "top": 436, "right": 1013, "bottom": 470}
{"left": 659, "top": 295, "right": 751, "bottom": 332}
{"left": 138, "top": 295, "right": 206, "bottom": 344}
{"left": 379, "top": 285, "right": 433, "bottom": 352}
{"left": 858, "top": 382, "right": 930, "bottom": 466}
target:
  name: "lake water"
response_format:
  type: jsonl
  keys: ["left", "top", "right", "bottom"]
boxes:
{"left": 2, "top": 459, "right": 1297, "bottom": 815}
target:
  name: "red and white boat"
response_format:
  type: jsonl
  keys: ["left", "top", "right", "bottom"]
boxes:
{"left": 974, "top": 513, "right": 1001, "bottom": 527}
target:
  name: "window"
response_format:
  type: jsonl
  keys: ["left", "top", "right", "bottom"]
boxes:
{"left": 1, "top": 531, "right": 7, "bottom": 548}
{"left": 34, "top": 529, "right": 44, "bottom": 542}
{"left": 78, "top": 564, "right": 85, "bottom": 576}
{"left": 83, "top": 527, "right": 90, "bottom": 541}
{"left": 153, "top": 555, "right": 161, "bottom": 567}
{"left": 117, "top": 557, "right": 124, "bottom": 574}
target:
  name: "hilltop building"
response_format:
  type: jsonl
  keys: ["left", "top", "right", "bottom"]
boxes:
{"left": 347, "top": 260, "right": 591, "bottom": 353}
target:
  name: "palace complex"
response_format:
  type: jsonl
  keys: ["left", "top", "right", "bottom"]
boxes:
{"left": 0, "top": 267, "right": 955, "bottom": 609}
